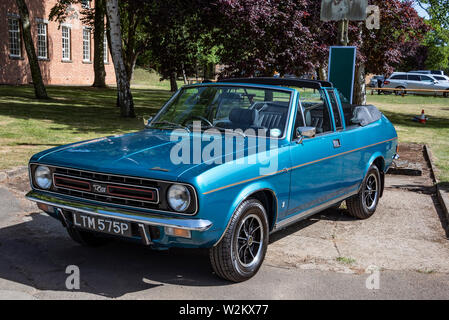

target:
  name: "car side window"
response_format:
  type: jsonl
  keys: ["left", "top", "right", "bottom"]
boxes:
{"left": 391, "top": 75, "right": 407, "bottom": 80}
{"left": 420, "top": 75, "right": 433, "bottom": 82}
{"left": 300, "top": 90, "right": 333, "bottom": 134}
{"left": 408, "top": 75, "right": 420, "bottom": 81}
{"left": 326, "top": 90, "right": 343, "bottom": 130}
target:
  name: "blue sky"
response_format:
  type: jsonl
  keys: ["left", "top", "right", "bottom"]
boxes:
{"left": 412, "top": 2, "right": 430, "bottom": 19}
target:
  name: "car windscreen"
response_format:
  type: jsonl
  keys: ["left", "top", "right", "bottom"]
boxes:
{"left": 151, "top": 85, "right": 292, "bottom": 138}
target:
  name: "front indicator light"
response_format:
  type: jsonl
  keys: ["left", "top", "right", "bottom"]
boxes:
{"left": 165, "top": 227, "right": 191, "bottom": 239}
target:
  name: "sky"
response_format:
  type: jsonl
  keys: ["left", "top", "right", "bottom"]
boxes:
{"left": 412, "top": 2, "right": 430, "bottom": 19}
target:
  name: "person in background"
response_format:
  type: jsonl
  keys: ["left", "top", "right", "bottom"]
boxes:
{"left": 377, "top": 77, "right": 383, "bottom": 95}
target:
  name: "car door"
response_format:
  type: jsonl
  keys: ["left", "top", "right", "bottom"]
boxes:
{"left": 406, "top": 74, "right": 421, "bottom": 93}
{"left": 284, "top": 90, "right": 343, "bottom": 220}
{"left": 418, "top": 75, "right": 437, "bottom": 95}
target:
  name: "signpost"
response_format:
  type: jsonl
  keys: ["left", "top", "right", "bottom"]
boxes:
{"left": 321, "top": 0, "right": 368, "bottom": 103}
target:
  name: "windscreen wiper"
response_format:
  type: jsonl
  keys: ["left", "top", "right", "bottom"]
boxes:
{"left": 148, "top": 120, "right": 191, "bottom": 133}
{"left": 204, "top": 125, "right": 246, "bottom": 138}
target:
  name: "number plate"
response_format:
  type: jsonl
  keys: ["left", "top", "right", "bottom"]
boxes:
{"left": 72, "top": 212, "right": 132, "bottom": 237}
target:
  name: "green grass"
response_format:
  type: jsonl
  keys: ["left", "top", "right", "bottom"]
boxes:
{"left": 0, "top": 85, "right": 173, "bottom": 169}
{"left": 367, "top": 93, "right": 449, "bottom": 184}
{"left": 131, "top": 68, "right": 185, "bottom": 90}
{"left": 336, "top": 256, "right": 356, "bottom": 265}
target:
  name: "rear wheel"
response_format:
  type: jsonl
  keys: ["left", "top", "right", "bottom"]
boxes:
{"left": 66, "top": 227, "right": 110, "bottom": 247}
{"left": 346, "top": 165, "right": 381, "bottom": 219}
{"left": 209, "top": 199, "right": 268, "bottom": 282}
{"left": 394, "top": 86, "right": 405, "bottom": 96}
{"left": 444, "top": 89, "right": 449, "bottom": 98}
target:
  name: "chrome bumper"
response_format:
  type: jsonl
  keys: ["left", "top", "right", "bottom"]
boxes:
{"left": 26, "top": 190, "right": 212, "bottom": 232}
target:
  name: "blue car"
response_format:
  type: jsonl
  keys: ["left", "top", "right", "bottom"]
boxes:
{"left": 26, "top": 78, "right": 398, "bottom": 282}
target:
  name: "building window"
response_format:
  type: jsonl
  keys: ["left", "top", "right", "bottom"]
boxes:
{"left": 62, "top": 26, "right": 71, "bottom": 60}
{"left": 81, "top": 0, "right": 90, "bottom": 9}
{"left": 103, "top": 32, "right": 108, "bottom": 63}
{"left": 83, "top": 28, "right": 91, "bottom": 62}
{"left": 8, "top": 18, "right": 21, "bottom": 57}
{"left": 37, "top": 23, "right": 48, "bottom": 59}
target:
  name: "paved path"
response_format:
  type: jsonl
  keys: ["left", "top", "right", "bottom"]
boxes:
{"left": 0, "top": 171, "right": 448, "bottom": 299}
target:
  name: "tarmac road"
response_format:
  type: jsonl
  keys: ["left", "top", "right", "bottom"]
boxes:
{"left": 0, "top": 171, "right": 448, "bottom": 300}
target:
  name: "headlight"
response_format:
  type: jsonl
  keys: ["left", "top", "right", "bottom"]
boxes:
{"left": 167, "top": 184, "right": 191, "bottom": 212}
{"left": 35, "top": 165, "right": 52, "bottom": 189}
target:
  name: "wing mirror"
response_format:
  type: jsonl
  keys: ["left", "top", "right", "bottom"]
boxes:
{"left": 296, "top": 126, "right": 316, "bottom": 144}
{"left": 144, "top": 116, "right": 153, "bottom": 128}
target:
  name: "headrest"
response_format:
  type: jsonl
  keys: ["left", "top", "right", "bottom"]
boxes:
{"left": 229, "top": 108, "right": 258, "bottom": 125}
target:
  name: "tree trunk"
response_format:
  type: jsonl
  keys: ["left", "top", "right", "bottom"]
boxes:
{"left": 318, "top": 66, "right": 327, "bottom": 81}
{"left": 105, "top": 0, "right": 135, "bottom": 118}
{"left": 352, "top": 23, "right": 366, "bottom": 106}
{"left": 182, "top": 62, "right": 187, "bottom": 84}
{"left": 15, "top": 0, "right": 48, "bottom": 99}
{"left": 353, "top": 62, "right": 366, "bottom": 105}
{"left": 170, "top": 71, "right": 178, "bottom": 92}
{"left": 92, "top": 0, "right": 106, "bottom": 87}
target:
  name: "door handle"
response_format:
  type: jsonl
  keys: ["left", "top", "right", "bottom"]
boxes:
{"left": 333, "top": 139, "right": 341, "bottom": 148}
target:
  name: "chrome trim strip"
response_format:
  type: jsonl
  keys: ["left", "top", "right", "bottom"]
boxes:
{"left": 29, "top": 163, "right": 199, "bottom": 216}
{"left": 26, "top": 190, "right": 212, "bottom": 232}
{"left": 52, "top": 173, "right": 160, "bottom": 204}
{"left": 272, "top": 190, "right": 358, "bottom": 231}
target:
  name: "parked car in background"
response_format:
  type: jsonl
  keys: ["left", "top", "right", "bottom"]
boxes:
{"left": 26, "top": 78, "right": 398, "bottom": 282}
{"left": 409, "top": 70, "right": 445, "bottom": 76}
{"left": 369, "top": 75, "right": 385, "bottom": 87}
{"left": 383, "top": 72, "right": 449, "bottom": 97}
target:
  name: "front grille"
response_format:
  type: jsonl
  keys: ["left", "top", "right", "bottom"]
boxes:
{"left": 30, "top": 164, "right": 197, "bottom": 215}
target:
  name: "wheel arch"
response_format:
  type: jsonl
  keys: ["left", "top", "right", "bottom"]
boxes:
{"left": 214, "top": 183, "right": 278, "bottom": 247}
{"left": 366, "top": 154, "right": 385, "bottom": 198}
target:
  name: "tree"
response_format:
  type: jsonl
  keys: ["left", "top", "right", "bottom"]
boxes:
{"left": 105, "top": 0, "right": 135, "bottom": 117}
{"left": 92, "top": 0, "right": 106, "bottom": 87}
{"left": 15, "top": 0, "right": 48, "bottom": 99}
{"left": 209, "top": 0, "right": 428, "bottom": 105}
{"left": 138, "top": 0, "right": 206, "bottom": 92}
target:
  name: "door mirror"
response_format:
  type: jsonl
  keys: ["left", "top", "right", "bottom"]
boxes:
{"left": 296, "top": 126, "right": 316, "bottom": 144}
{"left": 144, "top": 116, "right": 153, "bottom": 128}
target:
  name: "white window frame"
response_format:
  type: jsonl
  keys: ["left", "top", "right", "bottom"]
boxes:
{"left": 83, "top": 27, "right": 91, "bottom": 62}
{"left": 8, "top": 18, "right": 21, "bottom": 58}
{"left": 103, "top": 31, "right": 108, "bottom": 63}
{"left": 37, "top": 22, "right": 48, "bottom": 59}
{"left": 62, "top": 26, "right": 71, "bottom": 61}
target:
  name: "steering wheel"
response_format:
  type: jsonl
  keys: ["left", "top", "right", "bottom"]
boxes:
{"left": 182, "top": 115, "right": 214, "bottom": 127}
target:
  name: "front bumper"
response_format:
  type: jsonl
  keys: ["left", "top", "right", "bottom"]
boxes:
{"left": 26, "top": 190, "right": 214, "bottom": 247}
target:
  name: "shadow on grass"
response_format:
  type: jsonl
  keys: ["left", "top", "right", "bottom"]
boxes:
{"left": 0, "top": 85, "right": 173, "bottom": 134}
{"left": 382, "top": 110, "right": 449, "bottom": 130}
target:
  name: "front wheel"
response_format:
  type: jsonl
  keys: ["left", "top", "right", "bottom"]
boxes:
{"left": 209, "top": 199, "right": 268, "bottom": 282}
{"left": 346, "top": 165, "right": 381, "bottom": 219}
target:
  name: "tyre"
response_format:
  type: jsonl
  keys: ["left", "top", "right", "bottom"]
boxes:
{"left": 346, "top": 165, "right": 381, "bottom": 219}
{"left": 444, "top": 89, "right": 449, "bottom": 98}
{"left": 209, "top": 199, "right": 269, "bottom": 282}
{"left": 66, "top": 227, "right": 110, "bottom": 247}
{"left": 394, "top": 86, "right": 405, "bottom": 96}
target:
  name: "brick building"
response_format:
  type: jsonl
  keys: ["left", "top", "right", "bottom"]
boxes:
{"left": 0, "top": 0, "right": 116, "bottom": 85}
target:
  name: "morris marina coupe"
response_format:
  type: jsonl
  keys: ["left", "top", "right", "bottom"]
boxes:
{"left": 27, "top": 78, "right": 398, "bottom": 282}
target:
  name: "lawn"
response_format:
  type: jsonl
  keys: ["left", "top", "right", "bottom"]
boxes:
{"left": 367, "top": 93, "right": 449, "bottom": 185}
{"left": 0, "top": 78, "right": 448, "bottom": 185}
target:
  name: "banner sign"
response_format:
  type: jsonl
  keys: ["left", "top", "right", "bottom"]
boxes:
{"left": 321, "top": 0, "right": 368, "bottom": 21}
{"left": 328, "top": 46, "right": 357, "bottom": 104}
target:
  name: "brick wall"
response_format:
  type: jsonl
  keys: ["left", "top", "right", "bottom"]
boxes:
{"left": 0, "top": 0, "right": 116, "bottom": 86}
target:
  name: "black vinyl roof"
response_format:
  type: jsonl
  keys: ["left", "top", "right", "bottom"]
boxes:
{"left": 218, "top": 77, "right": 333, "bottom": 90}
